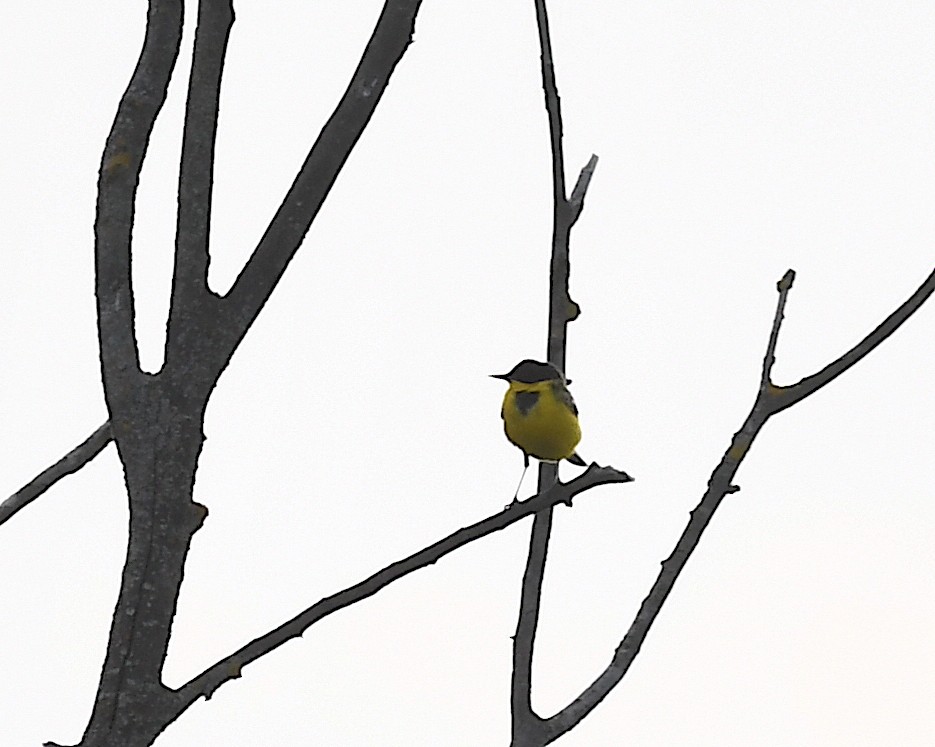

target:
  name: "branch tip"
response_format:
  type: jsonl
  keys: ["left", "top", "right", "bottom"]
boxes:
{"left": 569, "top": 153, "right": 599, "bottom": 208}
{"left": 761, "top": 269, "right": 796, "bottom": 386}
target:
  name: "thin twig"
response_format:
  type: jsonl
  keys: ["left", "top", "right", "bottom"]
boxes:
{"left": 569, "top": 154, "right": 598, "bottom": 221}
{"left": 760, "top": 269, "right": 795, "bottom": 387}
{"left": 0, "top": 423, "right": 112, "bottom": 528}
{"left": 534, "top": 0, "right": 565, "bottom": 206}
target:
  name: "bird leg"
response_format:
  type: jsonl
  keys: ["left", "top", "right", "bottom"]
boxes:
{"left": 511, "top": 453, "right": 531, "bottom": 504}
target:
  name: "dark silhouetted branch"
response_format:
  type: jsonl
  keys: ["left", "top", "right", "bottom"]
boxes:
{"left": 171, "top": 0, "right": 234, "bottom": 310}
{"left": 512, "top": 3, "right": 605, "bottom": 745}
{"left": 175, "top": 464, "right": 633, "bottom": 707}
{"left": 50, "top": 4, "right": 430, "bottom": 744}
{"left": 532, "top": 266, "right": 934, "bottom": 745}
{"left": 222, "top": 0, "right": 424, "bottom": 343}
{"left": 771, "top": 266, "right": 935, "bottom": 413}
{"left": 0, "top": 423, "right": 112, "bottom": 528}
{"left": 95, "top": 0, "right": 183, "bottom": 391}
{"left": 569, "top": 153, "right": 598, "bottom": 222}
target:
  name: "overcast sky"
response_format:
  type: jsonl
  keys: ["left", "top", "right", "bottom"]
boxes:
{"left": 2, "top": 2, "right": 934, "bottom": 745}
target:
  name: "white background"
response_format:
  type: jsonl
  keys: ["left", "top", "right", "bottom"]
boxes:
{"left": 2, "top": 2, "right": 934, "bottom": 745}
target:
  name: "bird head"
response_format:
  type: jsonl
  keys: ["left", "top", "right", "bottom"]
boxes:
{"left": 490, "top": 359, "right": 570, "bottom": 384}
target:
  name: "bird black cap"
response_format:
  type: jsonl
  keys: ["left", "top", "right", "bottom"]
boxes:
{"left": 490, "top": 359, "right": 570, "bottom": 384}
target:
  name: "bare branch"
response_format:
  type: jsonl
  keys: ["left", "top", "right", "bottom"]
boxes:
{"left": 171, "top": 0, "right": 234, "bottom": 311}
{"left": 0, "top": 423, "right": 112, "bottom": 528}
{"left": 535, "top": 267, "right": 935, "bottom": 744}
{"left": 54, "top": 5, "right": 428, "bottom": 740}
{"left": 513, "top": 4, "right": 605, "bottom": 744}
{"left": 514, "top": 0, "right": 568, "bottom": 733}
{"left": 176, "top": 465, "right": 633, "bottom": 706}
{"left": 569, "top": 154, "right": 598, "bottom": 222}
{"left": 760, "top": 268, "right": 795, "bottom": 388}
{"left": 771, "top": 266, "right": 935, "bottom": 413}
{"left": 511, "top": 497, "right": 552, "bottom": 733}
{"left": 534, "top": 0, "right": 566, "bottom": 206}
{"left": 222, "top": 0, "right": 424, "bottom": 341}
{"left": 95, "top": 0, "right": 183, "bottom": 387}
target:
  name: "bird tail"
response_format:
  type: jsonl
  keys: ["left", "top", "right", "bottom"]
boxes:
{"left": 567, "top": 452, "right": 586, "bottom": 467}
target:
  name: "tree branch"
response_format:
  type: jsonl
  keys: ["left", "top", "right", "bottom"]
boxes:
{"left": 771, "top": 266, "right": 935, "bottom": 413}
{"left": 95, "top": 0, "right": 183, "bottom": 390}
{"left": 761, "top": 269, "right": 795, "bottom": 388}
{"left": 535, "top": 0, "right": 565, "bottom": 208}
{"left": 170, "top": 0, "right": 233, "bottom": 314}
{"left": 48, "top": 2, "right": 430, "bottom": 743}
{"left": 569, "top": 154, "right": 598, "bottom": 222}
{"left": 0, "top": 423, "right": 112, "bottom": 528}
{"left": 535, "top": 266, "right": 935, "bottom": 743}
{"left": 221, "top": 0, "right": 423, "bottom": 342}
{"left": 513, "top": 3, "right": 602, "bottom": 744}
{"left": 175, "top": 465, "right": 633, "bottom": 707}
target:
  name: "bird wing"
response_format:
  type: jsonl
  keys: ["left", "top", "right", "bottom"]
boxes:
{"left": 551, "top": 380, "right": 578, "bottom": 415}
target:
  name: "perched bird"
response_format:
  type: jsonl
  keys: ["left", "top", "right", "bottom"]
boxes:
{"left": 491, "top": 359, "right": 586, "bottom": 501}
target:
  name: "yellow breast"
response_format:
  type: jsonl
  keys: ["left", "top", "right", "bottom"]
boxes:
{"left": 501, "top": 381, "right": 581, "bottom": 461}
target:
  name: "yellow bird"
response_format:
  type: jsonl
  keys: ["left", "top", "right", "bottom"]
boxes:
{"left": 491, "top": 359, "right": 586, "bottom": 501}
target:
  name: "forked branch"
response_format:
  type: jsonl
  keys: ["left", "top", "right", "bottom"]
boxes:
{"left": 526, "top": 265, "right": 935, "bottom": 745}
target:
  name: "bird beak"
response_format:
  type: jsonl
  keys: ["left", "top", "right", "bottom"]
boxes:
{"left": 489, "top": 373, "right": 510, "bottom": 380}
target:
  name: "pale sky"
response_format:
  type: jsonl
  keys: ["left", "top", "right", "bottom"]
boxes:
{"left": 2, "top": 2, "right": 934, "bottom": 745}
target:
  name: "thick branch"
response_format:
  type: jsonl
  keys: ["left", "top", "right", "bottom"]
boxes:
{"left": 175, "top": 466, "right": 633, "bottom": 707}
{"left": 0, "top": 423, "right": 112, "bottom": 528}
{"left": 221, "top": 0, "right": 423, "bottom": 341}
{"left": 52, "top": 2, "right": 428, "bottom": 744}
{"left": 95, "top": 0, "right": 183, "bottom": 387}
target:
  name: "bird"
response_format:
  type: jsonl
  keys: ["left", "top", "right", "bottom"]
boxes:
{"left": 491, "top": 359, "right": 586, "bottom": 502}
